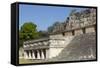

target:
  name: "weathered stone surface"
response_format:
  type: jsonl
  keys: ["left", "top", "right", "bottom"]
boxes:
{"left": 51, "top": 8, "right": 96, "bottom": 34}
{"left": 21, "top": 8, "right": 96, "bottom": 62}
{"left": 50, "top": 32, "right": 96, "bottom": 61}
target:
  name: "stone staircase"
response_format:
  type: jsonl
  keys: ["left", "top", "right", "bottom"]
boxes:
{"left": 49, "top": 32, "right": 96, "bottom": 61}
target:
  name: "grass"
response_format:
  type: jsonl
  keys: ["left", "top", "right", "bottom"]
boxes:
{"left": 19, "top": 58, "right": 50, "bottom": 64}
{"left": 19, "top": 58, "right": 34, "bottom": 64}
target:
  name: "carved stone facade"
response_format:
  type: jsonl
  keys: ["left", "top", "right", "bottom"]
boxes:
{"left": 52, "top": 8, "right": 96, "bottom": 34}
{"left": 23, "top": 37, "right": 68, "bottom": 59}
{"left": 22, "top": 8, "right": 96, "bottom": 60}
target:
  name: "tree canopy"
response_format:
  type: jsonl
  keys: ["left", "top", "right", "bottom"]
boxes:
{"left": 19, "top": 22, "right": 40, "bottom": 47}
{"left": 47, "top": 22, "right": 60, "bottom": 33}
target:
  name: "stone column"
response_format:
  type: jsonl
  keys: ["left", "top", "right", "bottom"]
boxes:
{"left": 24, "top": 50, "right": 28, "bottom": 59}
{"left": 37, "top": 50, "right": 40, "bottom": 59}
{"left": 32, "top": 50, "right": 35, "bottom": 59}
{"left": 28, "top": 50, "right": 32, "bottom": 59}
{"left": 41, "top": 49, "right": 45, "bottom": 59}
{"left": 46, "top": 49, "right": 49, "bottom": 59}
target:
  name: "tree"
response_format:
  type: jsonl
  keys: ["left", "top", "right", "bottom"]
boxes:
{"left": 47, "top": 21, "right": 60, "bottom": 33}
{"left": 38, "top": 30, "right": 48, "bottom": 37}
{"left": 48, "top": 26, "right": 54, "bottom": 33}
{"left": 53, "top": 21, "right": 60, "bottom": 26}
{"left": 19, "top": 22, "right": 39, "bottom": 47}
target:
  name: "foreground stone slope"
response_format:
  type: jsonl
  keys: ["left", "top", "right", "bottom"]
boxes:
{"left": 49, "top": 32, "right": 96, "bottom": 61}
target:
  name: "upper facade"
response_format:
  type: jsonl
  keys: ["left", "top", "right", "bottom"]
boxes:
{"left": 52, "top": 8, "right": 96, "bottom": 33}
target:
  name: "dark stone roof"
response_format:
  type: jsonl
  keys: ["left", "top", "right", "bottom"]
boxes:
{"left": 24, "top": 37, "right": 49, "bottom": 44}
{"left": 24, "top": 45, "right": 49, "bottom": 50}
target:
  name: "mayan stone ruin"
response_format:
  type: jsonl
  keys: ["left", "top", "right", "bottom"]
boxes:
{"left": 20, "top": 8, "right": 96, "bottom": 62}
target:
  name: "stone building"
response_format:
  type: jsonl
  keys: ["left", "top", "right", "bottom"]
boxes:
{"left": 22, "top": 8, "right": 96, "bottom": 60}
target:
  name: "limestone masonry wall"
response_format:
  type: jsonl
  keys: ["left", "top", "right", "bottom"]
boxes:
{"left": 50, "top": 8, "right": 96, "bottom": 36}
{"left": 86, "top": 26, "right": 95, "bottom": 33}
{"left": 75, "top": 29, "right": 83, "bottom": 35}
{"left": 22, "top": 8, "right": 96, "bottom": 60}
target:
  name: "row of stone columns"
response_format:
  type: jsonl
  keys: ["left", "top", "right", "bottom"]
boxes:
{"left": 24, "top": 49, "right": 47, "bottom": 59}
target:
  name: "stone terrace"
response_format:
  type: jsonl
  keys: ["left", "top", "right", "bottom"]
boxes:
{"left": 49, "top": 32, "right": 96, "bottom": 61}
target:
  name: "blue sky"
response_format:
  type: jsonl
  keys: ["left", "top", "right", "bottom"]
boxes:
{"left": 19, "top": 4, "right": 86, "bottom": 31}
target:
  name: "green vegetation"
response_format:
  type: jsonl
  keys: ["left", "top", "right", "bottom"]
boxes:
{"left": 19, "top": 58, "right": 35, "bottom": 64}
{"left": 48, "top": 22, "right": 60, "bottom": 33}
{"left": 19, "top": 22, "right": 48, "bottom": 47}
{"left": 19, "top": 21, "right": 62, "bottom": 47}
{"left": 19, "top": 22, "right": 39, "bottom": 47}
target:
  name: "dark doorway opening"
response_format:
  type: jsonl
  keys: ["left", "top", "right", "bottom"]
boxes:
{"left": 62, "top": 32, "right": 65, "bottom": 36}
{"left": 72, "top": 30, "right": 75, "bottom": 35}
{"left": 82, "top": 28, "right": 86, "bottom": 34}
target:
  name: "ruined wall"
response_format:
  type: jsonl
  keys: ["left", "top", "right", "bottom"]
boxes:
{"left": 65, "top": 31, "right": 72, "bottom": 36}
{"left": 48, "top": 36, "right": 74, "bottom": 58}
{"left": 50, "top": 8, "right": 96, "bottom": 36}
{"left": 48, "top": 38, "right": 66, "bottom": 58}
{"left": 23, "top": 8, "right": 96, "bottom": 60}
{"left": 75, "top": 29, "right": 83, "bottom": 35}
{"left": 86, "top": 26, "right": 95, "bottom": 33}
{"left": 50, "top": 33, "right": 63, "bottom": 38}
{"left": 49, "top": 48, "right": 64, "bottom": 58}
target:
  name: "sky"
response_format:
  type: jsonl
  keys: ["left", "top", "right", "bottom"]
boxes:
{"left": 19, "top": 4, "right": 86, "bottom": 31}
